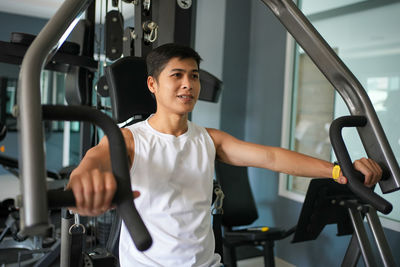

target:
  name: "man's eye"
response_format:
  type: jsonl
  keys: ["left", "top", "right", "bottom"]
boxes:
{"left": 172, "top": 73, "right": 181, "bottom": 77}
{"left": 192, "top": 74, "right": 199, "bottom": 79}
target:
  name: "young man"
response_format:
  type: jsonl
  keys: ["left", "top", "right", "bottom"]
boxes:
{"left": 67, "top": 43, "right": 382, "bottom": 266}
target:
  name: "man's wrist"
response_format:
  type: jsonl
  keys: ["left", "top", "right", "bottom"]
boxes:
{"left": 332, "top": 161, "right": 341, "bottom": 182}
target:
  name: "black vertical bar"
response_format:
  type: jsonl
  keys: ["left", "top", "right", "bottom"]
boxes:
{"left": 134, "top": 0, "right": 153, "bottom": 58}
{"left": 84, "top": 1, "right": 95, "bottom": 56}
{"left": 0, "top": 78, "right": 7, "bottom": 126}
{"left": 174, "top": 1, "right": 192, "bottom": 46}
{"left": 347, "top": 206, "right": 377, "bottom": 267}
{"left": 365, "top": 207, "right": 396, "bottom": 267}
{"left": 79, "top": 0, "right": 96, "bottom": 157}
{"left": 342, "top": 234, "right": 361, "bottom": 267}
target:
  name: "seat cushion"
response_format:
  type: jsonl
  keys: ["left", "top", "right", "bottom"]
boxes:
{"left": 224, "top": 227, "right": 286, "bottom": 245}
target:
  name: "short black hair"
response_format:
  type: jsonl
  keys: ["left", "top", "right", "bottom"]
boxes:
{"left": 146, "top": 43, "right": 202, "bottom": 80}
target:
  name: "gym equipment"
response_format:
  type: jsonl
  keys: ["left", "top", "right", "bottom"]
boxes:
{"left": 258, "top": 1, "right": 398, "bottom": 265}
{"left": 215, "top": 161, "right": 296, "bottom": 267}
{"left": 260, "top": 0, "right": 400, "bottom": 194}
{"left": 16, "top": 0, "right": 151, "bottom": 256}
{"left": 0, "top": 124, "right": 6, "bottom": 142}
{"left": 0, "top": 33, "right": 97, "bottom": 73}
{"left": 104, "top": 56, "right": 222, "bottom": 126}
{"left": 133, "top": 0, "right": 196, "bottom": 57}
{"left": 105, "top": 10, "right": 124, "bottom": 61}
{"left": 104, "top": 56, "right": 156, "bottom": 124}
{"left": 293, "top": 116, "right": 395, "bottom": 267}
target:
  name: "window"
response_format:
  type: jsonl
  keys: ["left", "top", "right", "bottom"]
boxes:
{"left": 279, "top": 0, "right": 400, "bottom": 230}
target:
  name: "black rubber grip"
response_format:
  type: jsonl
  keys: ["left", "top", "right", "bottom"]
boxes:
{"left": 42, "top": 105, "right": 152, "bottom": 251}
{"left": 47, "top": 188, "right": 75, "bottom": 208}
{"left": 329, "top": 116, "right": 392, "bottom": 214}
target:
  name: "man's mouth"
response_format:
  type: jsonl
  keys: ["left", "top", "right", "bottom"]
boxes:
{"left": 177, "top": 95, "right": 194, "bottom": 99}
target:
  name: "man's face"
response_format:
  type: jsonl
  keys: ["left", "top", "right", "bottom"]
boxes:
{"left": 147, "top": 57, "right": 200, "bottom": 115}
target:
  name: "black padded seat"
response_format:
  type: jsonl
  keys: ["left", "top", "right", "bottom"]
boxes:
{"left": 104, "top": 56, "right": 156, "bottom": 124}
{"left": 215, "top": 161, "right": 295, "bottom": 267}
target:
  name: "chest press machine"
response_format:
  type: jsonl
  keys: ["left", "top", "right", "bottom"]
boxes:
{"left": 260, "top": 1, "right": 400, "bottom": 266}
{"left": 13, "top": 0, "right": 400, "bottom": 267}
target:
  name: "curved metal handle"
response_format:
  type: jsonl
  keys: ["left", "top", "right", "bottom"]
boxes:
{"left": 329, "top": 116, "right": 392, "bottom": 214}
{"left": 17, "top": 0, "right": 93, "bottom": 238}
{"left": 42, "top": 105, "right": 152, "bottom": 251}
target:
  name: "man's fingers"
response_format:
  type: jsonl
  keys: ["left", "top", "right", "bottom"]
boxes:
{"left": 353, "top": 157, "right": 382, "bottom": 187}
{"left": 133, "top": 190, "right": 141, "bottom": 199}
{"left": 81, "top": 173, "right": 94, "bottom": 213}
{"left": 92, "top": 171, "right": 106, "bottom": 213}
{"left": 68, "top": 178, "right": 84, "bottom": 211}
{"left": 103, "top": 172, "right": 117, "bottom": 211}
{"left": 368, "top": 159, "right": 383, "bottom": 183}
{"left": 337, "top": 176, "right": 347, "bottom": 184}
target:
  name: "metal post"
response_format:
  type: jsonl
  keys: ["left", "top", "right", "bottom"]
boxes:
{"left": 365, "top": 206, "right": 396, "bottom": 267}
{"left": 342, "top": 234, "right": 361, "bottom": 267}
{"left": 60, "top": 209, "right": 74, "bottom": 267}
{"left": 17, "top": 0, "right": 93, "bottom": 236}
{"left": 347, "top": 205, "right": 376, "bottom": 267}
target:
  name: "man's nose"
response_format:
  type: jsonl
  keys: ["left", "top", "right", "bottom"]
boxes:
{"left": 181, "top": 75, "right": 192, "bottom": 89}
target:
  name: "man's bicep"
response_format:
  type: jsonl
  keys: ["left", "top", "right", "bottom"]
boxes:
{"left": 207, "top": 128, "right": 273, "bottom": 168}
{"left": 121, "top": 128, "right": 135, "bottom": 167}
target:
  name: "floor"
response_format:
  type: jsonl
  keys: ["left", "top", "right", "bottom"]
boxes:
{"left": 238, "top": 257, "right": 296, "bottom": 267}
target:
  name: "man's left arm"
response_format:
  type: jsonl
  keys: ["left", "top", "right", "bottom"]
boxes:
{"left": 206, "top": 128, "right": 382, "bottom": 186}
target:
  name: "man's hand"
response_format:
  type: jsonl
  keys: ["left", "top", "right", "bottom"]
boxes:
{"left": 66, "top": 168, "right": 117, "bottom": 216}
{"left": 337, "top": 157, "right": 382, "bottom": 186}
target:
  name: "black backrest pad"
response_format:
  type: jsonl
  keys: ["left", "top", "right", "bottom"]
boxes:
{"left": 215, "top": 161, "right": 258, "bottom": 227}
{"left": 105, "top": 56, "right": 156, "bottom": 123}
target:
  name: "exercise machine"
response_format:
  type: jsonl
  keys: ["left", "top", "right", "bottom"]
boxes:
{"left": 7, "top": 0, "right": 400, "bottom": 266}
{"left": 259, "top": 1, "right": 399, "bottom": 266}
{"left": 293, "top": 116, "right": 395, "bottom": 267}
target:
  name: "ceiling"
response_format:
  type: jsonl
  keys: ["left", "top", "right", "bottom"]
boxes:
{"left": 1, "top": 0, "right": 399, "bottom": 57}
{"left": 0, "top": 0, "right": 135, "bottom": 20}
{"left": 0, "top": 0, "right": 66, "bottom": 19}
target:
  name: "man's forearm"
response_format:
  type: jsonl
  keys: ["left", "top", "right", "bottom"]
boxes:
{"left": 268, "top": 147, "right": 333, "bottom": 178}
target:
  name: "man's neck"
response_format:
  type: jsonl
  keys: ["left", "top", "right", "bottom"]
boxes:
{"left": 148, "top": 112, "right": 189, "bottom": 137}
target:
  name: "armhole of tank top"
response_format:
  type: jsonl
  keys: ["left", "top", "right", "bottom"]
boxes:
{"left": 130, "top": 129, "right": 139, "bottom": 176}
{"left": 203, "top": 127, "right": 216, "bottom": 156}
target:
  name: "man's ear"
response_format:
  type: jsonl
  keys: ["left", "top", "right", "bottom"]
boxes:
{"left": 147, "top": 76, "right": 156, "bottom": 94}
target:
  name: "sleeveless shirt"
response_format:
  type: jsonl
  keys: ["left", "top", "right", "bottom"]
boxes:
{"left": 119, "top": 117, "right": 222, "bottom": 266}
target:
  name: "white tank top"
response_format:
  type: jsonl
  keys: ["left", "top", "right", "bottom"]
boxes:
{"left": 119, "top": 117, "right": 222, "bottom": 267}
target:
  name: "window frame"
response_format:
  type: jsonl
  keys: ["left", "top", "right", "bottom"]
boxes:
{"left": 278, "top": 32, "right": 400, "bottom": 232}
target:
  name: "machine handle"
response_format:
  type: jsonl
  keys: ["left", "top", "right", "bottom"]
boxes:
{"left": 329, "top": 116, "right": 392, "bottom": 214}
{"left": 42, "top": 105, "right": 152, "bottom": 251}
{"left": 260, "top": 0, "right": 400, "bottom": 193}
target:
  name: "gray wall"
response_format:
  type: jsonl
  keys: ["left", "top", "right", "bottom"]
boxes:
{"left": 0, "top": 12, "right": 48, "bottom": 78}
{"left": 211, "top": 0, "right": 400, "bottom": 266}
{"left": 192, "top": 0, "right": 225, "bottom": 129}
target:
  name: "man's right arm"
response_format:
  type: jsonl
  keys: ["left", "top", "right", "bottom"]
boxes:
{"left": 67, "top": 128, "right": 135, "bottom": 216}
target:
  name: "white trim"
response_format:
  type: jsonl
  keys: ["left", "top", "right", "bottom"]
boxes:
{"left": 278, "top": 33, "right": 306, "bottom": 202}
{"left": 279, "top": 35, "right": 295, "bottom": 151}
{"left": 278, "top": 173, "right": 306, "bottom": 203}
{"left": 380, "top": 216, "right": 400, "bottom": 232}
{"left": 62, "top": 98, "right": 70, "bottom": 167}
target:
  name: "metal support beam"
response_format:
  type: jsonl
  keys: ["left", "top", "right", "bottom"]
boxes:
{"left": 347, "top": 205, "right": 376, "bottom": 267}
{"left": 365, "top": 206, "right": 396, "bottom": 267}
{"left": 17, "top": 0, "right": 93, "bottom": 236}
{"left": 342, "top": 234, "right": 361, "bottom": 267}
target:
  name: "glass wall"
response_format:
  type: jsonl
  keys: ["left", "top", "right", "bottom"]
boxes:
{"left": 0, "top": 69, "right": 81, "bottom": 175}
{"left": 284, "top": 0, "right": 400, "bottom": 224}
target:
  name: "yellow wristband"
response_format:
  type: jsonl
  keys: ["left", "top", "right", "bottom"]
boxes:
{"left": 332, "top": 164, "right": 341, "bottom": 181}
